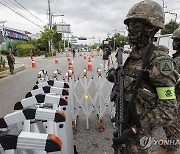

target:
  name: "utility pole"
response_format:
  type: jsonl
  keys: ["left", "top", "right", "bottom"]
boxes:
{"left": 113, "top": 28, "right": 117, "bottom": 51}
{"left": 161, "top": 0, "right": 167, "bottom": 9}
{"left": 48, "top": 0, "right": 52, "bottom": 53}
{"left": 0, "top": 21, "right": 6, "bottom": 55}
{"left": 113, "top": 28, "right": 117, "bottom": 36}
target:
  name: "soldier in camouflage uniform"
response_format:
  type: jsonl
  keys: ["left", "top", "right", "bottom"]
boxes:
{"left": 172, "top": 27, "right": 180, "bottom": 73}
{"left": 112, "top": 0, "right": 179, "bottom": 154}
{"left": 172, "top": 27, "right": 180, "bottom": 136}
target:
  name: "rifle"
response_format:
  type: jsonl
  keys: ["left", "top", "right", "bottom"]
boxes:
{"left": 113, "top": 47, "right": 126, "bottom": 154}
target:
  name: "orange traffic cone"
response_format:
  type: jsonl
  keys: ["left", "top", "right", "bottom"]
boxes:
{"left": 84, "top": 53, "right": 86, "bottom": 59}
{"left": 68, "top": 61, "right": 73, "bottom": 70}
{"left": 55, "top": 55, "right": 59, "bottom": 64}
{"left": 87, "top": 57, "right": 92, "bottom": 71}
{"left": 31, "top": 57, "right": 36, "bottom": 68}
{"left": 68, "top": 56, "right": 71, "bottom": 62}
{"left": 91, "top": 52, "right": 94, "bottom": 58}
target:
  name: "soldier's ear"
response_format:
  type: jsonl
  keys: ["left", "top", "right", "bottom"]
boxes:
{"left": 148, "top": 27, "right": 155, "bottom": 33}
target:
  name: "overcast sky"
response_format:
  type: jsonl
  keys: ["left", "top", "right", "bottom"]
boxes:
{"left": 0, "top": 0, "right": 180, "bottom": 44}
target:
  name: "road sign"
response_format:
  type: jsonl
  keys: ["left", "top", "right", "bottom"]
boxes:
{"left": 57, "top": 24, "right": 71, "bottom": 33}
{"left": 104, "top": 41, "right": 109, "bottom": 44}
{"left": 70, "top": 39, "right": 77, "bottom": 43}
{"left": 78, "top": 37, "right": 87, "bottom": 40}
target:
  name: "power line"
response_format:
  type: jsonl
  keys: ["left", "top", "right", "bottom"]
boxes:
{"left": 32, "top": 1, "right": 47, "bottom": 15}
{"left": 13, "top": 0, "right": 46, "bottom": 24}
{"left": 6, "top": 0, "right": 24, "bottom": 11}
{"left": 0, "top": 1, "right": 43, "bottom": 28}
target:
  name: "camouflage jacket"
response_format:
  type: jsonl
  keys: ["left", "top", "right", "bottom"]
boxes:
{"left": 172, "top": 51, "right": 180, "bottom": 73}
{"left": 114, "top": 44, "right": 179, "bottom": 129}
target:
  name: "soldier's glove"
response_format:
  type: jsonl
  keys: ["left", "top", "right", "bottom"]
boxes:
{"left": 112, "top": 128, "right": 136, "bottom": 146}
{"left": 106, "top": 67, "right": 117, "bottom": 83}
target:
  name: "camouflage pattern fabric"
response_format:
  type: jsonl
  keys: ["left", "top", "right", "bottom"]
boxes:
{"left": 173, "top": 53, "right": 180, "bottom": 73}
{"left": 121, "top": 44, "right": 180, "bottom": 153}
{"left": 172, "top": 27, "right": 180, "bottom": 39}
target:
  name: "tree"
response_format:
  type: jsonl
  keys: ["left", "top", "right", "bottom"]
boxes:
{"left": 161, "top": 20, "right": 179, "bottom": 35}
{"left": 102, "top": 33, "right": 128, "bottom": 50}
{"left": 39, "top": 26, "right": 54, "bottom": 52}
{"left": 52, "top": 25, "right": 62, "bottom": 52}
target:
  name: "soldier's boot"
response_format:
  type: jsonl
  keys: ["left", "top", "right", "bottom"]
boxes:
{"left": 151, "top": 150, "right": 177, "bottom": 154}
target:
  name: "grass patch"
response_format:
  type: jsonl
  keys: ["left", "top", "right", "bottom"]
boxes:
{"left": 0, "top": 66, "right": 9, "bottom": 72}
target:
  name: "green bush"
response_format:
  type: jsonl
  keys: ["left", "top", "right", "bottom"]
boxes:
{"left": 11, "top": 41, "right": 35, "bottom": 57}
{"left": 0, "top": 50, "right": 8, "bottom": 55}
{"left": 0, "top": 58, "right": 6, "bottom": 71}
{"left": 17, "top": 43, "right": 35, "bottom": 57}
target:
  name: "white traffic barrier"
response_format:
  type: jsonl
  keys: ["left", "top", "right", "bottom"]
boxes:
{"left": 33, "top": 80, "right": 69, "bottom": 90}
{"left": 0, "top": 107, "right": 72, "bottom": 154}
{"left": 37, "top": 70, "right": 49, "bottom": 84}
{"left": 0, "top": 129, "right": 62, "bottom": 154}
{"left": 53, "top": 69, "right": 62, "bottom": 81}
{"left": 13, "top": 95, "right": 74, "bottom": 154}
{"left": 25, "top": 86, "right": 69, "bottom": 98}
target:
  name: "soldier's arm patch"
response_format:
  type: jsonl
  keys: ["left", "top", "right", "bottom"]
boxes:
{"left": 157, "top": 60, "right": 174, "bottom": 76}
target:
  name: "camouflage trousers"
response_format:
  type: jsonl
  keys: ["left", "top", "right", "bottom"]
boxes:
{"left": 8, "top": 63, "right": 14, "bottom": 74}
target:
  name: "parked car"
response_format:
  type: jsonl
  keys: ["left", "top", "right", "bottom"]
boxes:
{"left": 156, "top": 34, "right": 175, "bottom": 56}
{"left": 123, "top": 45, "right": 131, "bottom": 54}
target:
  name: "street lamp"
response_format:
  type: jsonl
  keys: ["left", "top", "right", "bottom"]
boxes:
{"left": 114, "top": 38, "right": 116, "bottom": 51}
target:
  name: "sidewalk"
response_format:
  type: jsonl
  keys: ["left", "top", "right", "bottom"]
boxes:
{"left": 0, "top": 62, "right": 28, "bottom": 79}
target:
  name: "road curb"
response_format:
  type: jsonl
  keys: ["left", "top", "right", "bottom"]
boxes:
{"left": 0, "top": 64, "right": 28, "bottom": 79}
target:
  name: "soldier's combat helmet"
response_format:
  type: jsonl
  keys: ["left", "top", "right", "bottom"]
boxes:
{"left": 172, "top": 27, "right": 180, "bottom": 39}
{"left": 124, "top": 0, "right": 165, "bottom": 29}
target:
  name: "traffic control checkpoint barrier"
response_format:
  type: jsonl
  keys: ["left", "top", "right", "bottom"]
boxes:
{"left": 16, "top": 94, "right": 73, "bottom": 154}
{"left": 0, "top": 129, "right": 62, "bottom": 154}
{"left": 26, "top": 86, "right": 69, "bottom": 98}
{"left": 0, "top": 71, "right": 78, "bottom": 154}
{"left": 31, "top": 57, "right": 36, "bottom": 68}
{"left": 68, "top": 68, "right": 113, "bottom": 131}
{"left": 0, "top": 107, "right": 72, "bottom": 154}
{"left": 53, "top": 69, "right": 62, "bottom": 81}
{"left": 37, "top": 69, "right": 49, "bottom": 84}
{"left": 33, "top": 80, "right": 69, "bottom": 89}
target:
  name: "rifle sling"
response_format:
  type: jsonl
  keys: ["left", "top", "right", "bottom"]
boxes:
{"left": 126, "top": 43, "right": 155, "bottom": 129}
